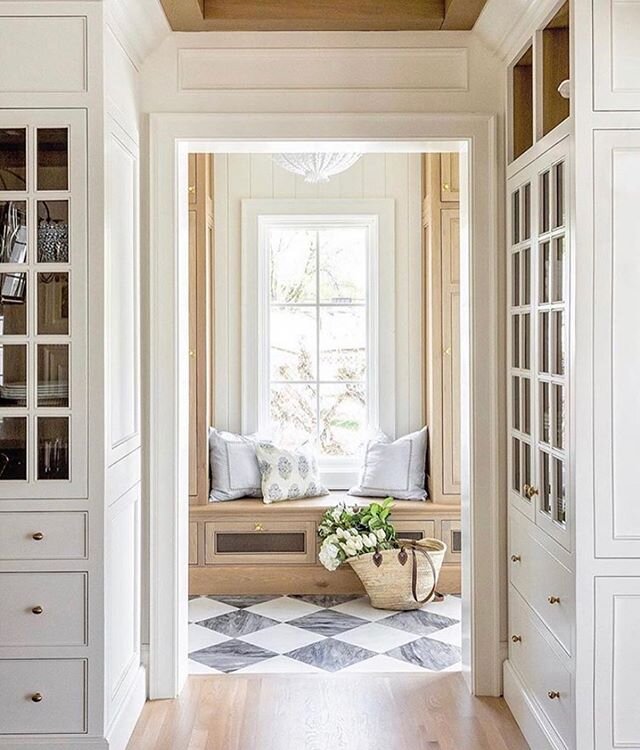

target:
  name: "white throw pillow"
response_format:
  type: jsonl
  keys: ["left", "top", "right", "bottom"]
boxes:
{"left": 208, "top": 428, "right": 263, "bottom": 502}
{"left": 348, "top": 426, "right": 428, "bottom": 501}
{"left": 255, "top": 442, "right": 329, "bottom": 504}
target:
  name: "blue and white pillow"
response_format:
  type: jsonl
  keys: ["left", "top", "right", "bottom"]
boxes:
{"left": 255, "top": 442, "right": 329, "bottom": 504}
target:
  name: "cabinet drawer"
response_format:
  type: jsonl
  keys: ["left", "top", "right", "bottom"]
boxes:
{"left": 441, "top": 519, "right": 462, "bottom": 563}
{"left": 0, "top": 659, "right": 87, "bottom": 734}
{"left": 395, "top": 519, "right": 436, "bottom": 542}
{"left": 205, "top": 521, "right": 316, "bottom": 565}
{"left": 0, "top": 512, "right": 87, "bottom": 560}
{"left": 509, "top": 516, "right": 573, "bottom": 654}
{"left": 0, "top": 573, "right": 87, "bottom": 647}
{"left": 509, "top": 587, "right": 573, "bottom": 747}
{"left": 189, "top": 522, "right": 198, "bottom": 565}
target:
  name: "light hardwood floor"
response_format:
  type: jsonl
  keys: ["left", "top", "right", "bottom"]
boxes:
{"left": 127, "top": 673, "right": 528, "bottom": 750}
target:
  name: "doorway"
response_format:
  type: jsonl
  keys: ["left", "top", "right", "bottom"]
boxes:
{"left": 146, "top": 114, "right": 503, "bottom": 700}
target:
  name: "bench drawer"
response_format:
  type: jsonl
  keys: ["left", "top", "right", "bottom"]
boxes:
{"left": 205, "top": 521, "right": 316, "bottom": 565}
{"left": 394, "top": 519, "right": 436, "bottom": 541}
{"left": 0, "top": 659, "right": 87, "bottom": 734}
{"left": 0, "top": 512, "right": 87, "bottom": 560}
{"left": 509, "top": 587, "right": 573, "bottom": 747}
{"left": 0, "top": 573, "right": 87, "bottom": 647}
{"left": 509, "top": 515, "right": 573, "bottom": 654}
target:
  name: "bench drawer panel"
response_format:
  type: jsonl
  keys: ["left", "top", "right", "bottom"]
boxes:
{"left": 205, "top": 521, "right": 316, "bottom": 565}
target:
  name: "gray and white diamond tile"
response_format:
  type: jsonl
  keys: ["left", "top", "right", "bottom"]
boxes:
{"left": 188, "top": 594, "right": 461, "bottom": 675}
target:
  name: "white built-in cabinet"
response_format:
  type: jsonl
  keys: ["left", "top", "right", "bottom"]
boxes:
{"left": 505, "top": 136, "right": 575, "bottom": 748}
{"left": 0, "top": 110, "right": 90, "bottom": 736}
{"left": 0, "top": 111, "right": 87, "bottom": 497}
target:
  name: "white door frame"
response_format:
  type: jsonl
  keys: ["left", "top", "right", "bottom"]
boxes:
{"left": 147, "top": 112, "right": 503, "bottom": 699}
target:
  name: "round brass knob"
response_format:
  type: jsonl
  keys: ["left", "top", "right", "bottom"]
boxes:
{"left": 31, "top": 693, "right": 43, "bottom": 703}
{"left": 511, "top": 634, "right": 522, "bottom": 643}
{"left": 443, "top": 183, "right": 450, "bottom": 192}
{"left": 31, "top": 606, "right": 43, "bottom": 615}
{"left": 511, "top": 554, "right": 521, "bottom": 563}
{"left": 525, "top": 485, "right": 539, "bottom": 499}
{"left": 254, "top": 522, "right": 264, "bottom": 532}
{"left": 32, "top": 532, "right": 44, "bottom": 541}
{"left": 547, "top": 691, "right": 560, "bottom": 700}
{"left": 548, "top": 596, "right": 561, "bottom": 605}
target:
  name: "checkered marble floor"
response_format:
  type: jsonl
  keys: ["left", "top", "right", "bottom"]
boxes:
{"left": 188, "top": 593, "right": 462, "bottom": 675}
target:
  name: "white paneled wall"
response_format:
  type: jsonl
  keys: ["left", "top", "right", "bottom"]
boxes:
{"left": 213, "top": 153, "right": 423, "bottom": 438}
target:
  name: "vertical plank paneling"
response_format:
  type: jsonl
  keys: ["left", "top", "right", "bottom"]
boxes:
{"left": 406, "top": 154, "right": 424, "bottom": 429}
{"left": 294, "top": 174, "right": 320, "bottom": 198}
{"left": 272, "top": 161, "right": 296, "bottom": 197}
{"left": 385, "top": 153, "right": 410, "bottom": 436}
{"left": 339, "top": 158, "right": 364, "bottom": 197}
{"left": 213, "top": 155, "right": 229, "bottom": 428}
{"left": 362, "top": 154, "right": 386, "bottom": 198}
{"left": 249, "top": 155, "right": 273, "bottom": 199}
{"left": 226, "top": 154, "right": 251, "bottom": 431}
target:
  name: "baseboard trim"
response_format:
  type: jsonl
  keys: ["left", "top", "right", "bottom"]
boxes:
{"left": 503, "top": 660, "right": 567, "bottom": 750}
{"left": 106, "top": 665, "right": 147, "bottom": 750}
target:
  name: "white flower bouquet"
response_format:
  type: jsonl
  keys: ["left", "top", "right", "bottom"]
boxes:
{"left": 317, "top": 497, "right": 397, "bottom": 572}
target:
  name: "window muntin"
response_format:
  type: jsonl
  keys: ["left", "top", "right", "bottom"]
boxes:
{"left": 261, "top": 218, "right": 376, "bottom": 460}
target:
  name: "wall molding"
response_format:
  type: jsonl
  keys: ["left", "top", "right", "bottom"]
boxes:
{"left": 178, "top": 46, "right": 469, "bottom": 92}
{"left": 105, "top": 0, "right": 170, "bottom": 71}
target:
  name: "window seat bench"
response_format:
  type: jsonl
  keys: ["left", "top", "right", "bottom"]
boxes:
{"left": 188, "top": 492, "right": 461, "bottom": 596}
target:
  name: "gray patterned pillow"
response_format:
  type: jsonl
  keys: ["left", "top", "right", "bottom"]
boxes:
{"left": 255, "top": 442, "right": 329, "bottom": 504}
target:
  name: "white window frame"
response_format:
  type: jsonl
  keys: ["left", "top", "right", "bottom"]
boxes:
{"left": 241, "top": 198, "right": 395, "bottom": 488}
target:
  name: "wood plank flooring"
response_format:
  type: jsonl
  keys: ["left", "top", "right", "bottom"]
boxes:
{"left": 127, "top": 673, "right": 528, "bottom": 750}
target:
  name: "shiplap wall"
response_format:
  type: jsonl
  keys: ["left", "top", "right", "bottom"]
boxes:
{"left": 212, "top": 152, "right": 423, "bottom": 438}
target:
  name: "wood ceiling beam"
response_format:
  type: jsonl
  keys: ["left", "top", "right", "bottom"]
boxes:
{"left": 162, "top": 0, "right": 446, "bottom": 32}
{"left": 441, "top": 0, "right": 488, "bottom": 30}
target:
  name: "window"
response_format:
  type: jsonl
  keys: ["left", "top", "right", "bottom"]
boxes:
{"left": 264, "top": 219, "right": 374, "bottom": 458}
{"left": 242, "top": 200, "right": 395, "bottom": 487}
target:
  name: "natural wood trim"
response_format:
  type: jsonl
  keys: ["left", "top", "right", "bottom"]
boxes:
{"left": 189, "top": 563, "right": 461, "bottom": 595}
{"left": 442, "top": 0, "right": 488, "bottom": 30}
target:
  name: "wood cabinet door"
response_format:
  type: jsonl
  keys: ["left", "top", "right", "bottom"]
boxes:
{"left": 440, "top": 153, "right": 460, "bottom": 202}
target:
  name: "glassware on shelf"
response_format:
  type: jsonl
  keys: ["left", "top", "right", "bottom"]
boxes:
{"left": 0, "top": 416, "right": 27, "bottom": 480}
{"left": 37, "top": 201, "right": 69, "bottom": 263}
{"left": 0, "top": 201, "right": 27, "bottom": 264}
{"left": 37, "top": 416, "right": 69, "bottom": 480}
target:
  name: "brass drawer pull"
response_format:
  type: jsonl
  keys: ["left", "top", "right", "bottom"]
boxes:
{"left": 32, "top": 532, "right": 44, "bottom": 541}
{"left": 31, "top": 692, "right": 43, "bottom": 703}
{"left": 511, "top": 554, "right": 521, "bottom": 563}
{"left": 31, "top": 606, "right": 43, "bottom": 615}
{"left": 547, "top": 691, "right": 560, "bottom": 700}
{"left": 511, "top": 634, "right": 522, "bottom": 643}
{"left": 254, "top": 522, "right": 264, "bottom": 532}
{"left": 548, "top": 596, "right": 561, "bottom": 605}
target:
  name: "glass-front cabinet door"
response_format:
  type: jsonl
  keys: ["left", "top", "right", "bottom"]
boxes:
{"left": 508, "top": 138, "right": 571, "bottom": 550}
{"left": 0, "top": 111, "right": 86, "bottom": 497}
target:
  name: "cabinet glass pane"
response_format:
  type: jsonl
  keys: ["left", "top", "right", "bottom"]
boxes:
{"left": 522, "top": 313, "right": 531, "bottom": 369}
{"left": 553, "top": 384, "right": 564, "bottom": 449}
{"left": 512, "top": 252, "right": 520, "bottom": 306}
{"left": 540, "top": 241, "right": 550, "bottom": 303}
{"left": 553, "top": 310, "right": 565, "bottom": 375}
{"left": 0, "top": 129, "right": 26, "bottom": 191}
{"left": 522, "top": 377, "right": 531, "bottom": 435}
{"left": 522, "top": 183, "right": 531, "bottom": 240}
{"left": 552, "top": 237, "right": 564, "bottom": 302}
{"left": 37, "top": 416, "right": 69, "bottom": 480}
{"left": 512, "top": 437, "right": 521, "bottom": 493}
{"left": 554, "top": 458, "right": 566, "bottom": 524}
{"left": 37, "top": 201, "right": 69, "bottom": 263}
{"left": 37, "top": 344, "right": 69, "bottom": 407}
{"left": 541, "top": 451, "right": 551, "bottom": 514}
{"left": 522, "top": 247, "right": 531, "bottom": 305}
{"left": 540, "top": 312, "right": 550, "bottom": 373}
{"left": 0, "top": 344, "right": 26, "bottom": 407}
{"left": 512, "top": 315, "right": 520, "bottom": 368}
{"left": 0, "top": 273, "right": 27, "bottom": 334}
{"left": 0, "top": 201, "right": 27, "bottom": 264}
{"left": 541, "top": 170, "right": 550, "bottom": 233}
{"left": 554, "top": 162, "right": 565, "bottom": 229}
{"left": 540, "top": 382, "right": 550, "bottom": 444}
{"left": 37, "top": 273, "right": 68, "bottom": 335}
{"left": 512, "top": 191, "right": 520, "bottom": 244}
{"left": 0, "top": 416, "right": 26, "bottom": 480}
{"left": 37, "top": 128, "right": 68, "bottom": 191}
{"left": 522, "top": 442, "right": 531, "bottom": 491}
{"left": 512, "top": 376, "right": 520, "bottom": 430}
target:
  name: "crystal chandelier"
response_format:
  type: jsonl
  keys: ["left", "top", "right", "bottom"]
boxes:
{"left": 272, "top": 153, "right": 362, "bottom": 184}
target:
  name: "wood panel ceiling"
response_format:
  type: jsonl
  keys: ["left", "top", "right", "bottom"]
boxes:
{"left": 159, "top": 0, "right": 489, "bottom": 32}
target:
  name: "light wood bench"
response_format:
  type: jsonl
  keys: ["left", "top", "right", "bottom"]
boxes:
{"left": 189, "top": 492, "right": 461, "bottom": 595}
